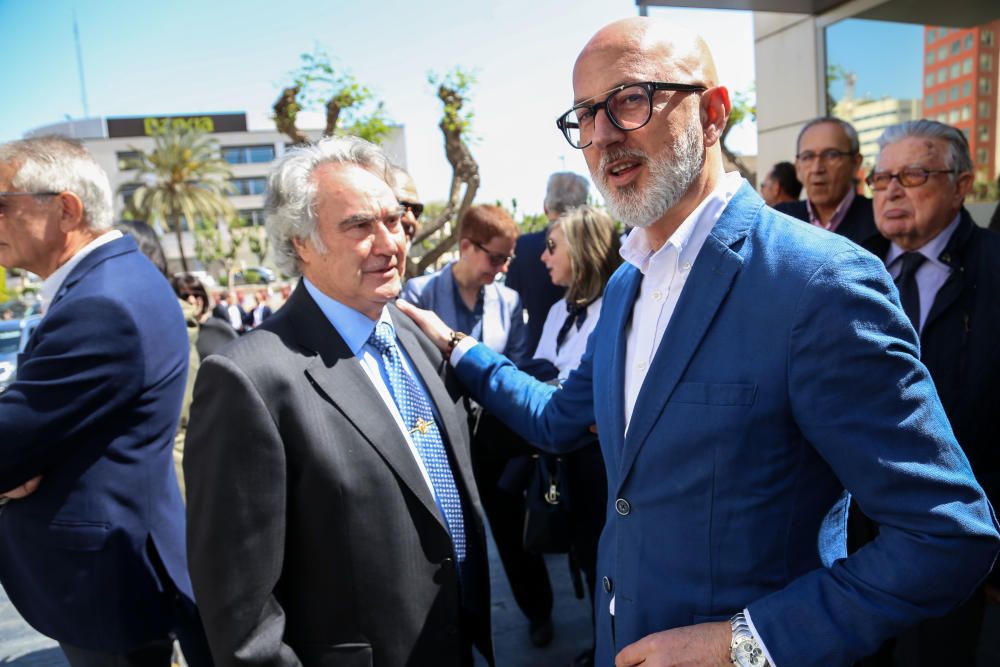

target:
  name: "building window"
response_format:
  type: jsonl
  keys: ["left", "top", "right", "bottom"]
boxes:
{"left": 937, "top": 68, "right": 948, "bottom": 84}
{"left": 938, "top": 90, "right": 947, "bottom": 104}
{"left": 950, "top": 63, "right": 961, "bottom": 78}
{"left": 961, "top": 105, "right": 971, "bottom": 121}
{"left": 221, "top": 144, "right": 276, "bottom": 165}
{"left": 951, "top": 40, "right": 961, "bottom": 55}
{"left": 982, "top": 54, "right": 994, "bottom": 71}
{"left": 979, "top": 125, "right": 990, "bottom": 142}
{"left": 937, "top": 113, "right": 948, "bottom": 123}
{"left": 962, "top": 81, "right": 971, "bottom": 97}
{"left": 979, "top": 101, "right": 991, "bottom": 118}
{"left": 116, "top": 151, "right": 140, "bottom": 171}
{"left": 962, "top": 57, "right": 973, "bottom": 75}
{"left": 927, "top": 28, "right": 936, "bottom": 44}
{"left": 976, "top": 148, "right": 989, "bottom": 166}
{"left": 925, "top": 72, "right": 935, "bottom": 87}
{"left": 926, "top": 51, "right": 936, "bottom": 65}
{"left": 949, "top": 109, "right": 960, "bottom": 123}
{"left": 925, "top": 95, "right": 935, "bottom": 109}
{"left": 964, "top": 35, "right": 973, "bottom": 50}
{"left": 983, "top": 30, "right": 994, "bottom": 47}
{"left": 981, "top": 77, "right": 992, "bottom": 95}
{"left": 238, "top": 209, "right": 267, "bottom": 226}
{"left": 950, "top": 85, "right": 959, "bottom": 100}
{"left": 229, "top": 177, "right": 267, "bottom": 196}
{"left": 938, "top": 46, "right": 948, "bottom": 61}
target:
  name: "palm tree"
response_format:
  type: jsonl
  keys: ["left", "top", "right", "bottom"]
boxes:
{"left": 124, "top": 127, "right": 235, "bottom": 272}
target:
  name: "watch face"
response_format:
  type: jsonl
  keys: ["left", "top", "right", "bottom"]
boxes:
{"left": 735, "top": 638, "right": 767, "bottom": 666}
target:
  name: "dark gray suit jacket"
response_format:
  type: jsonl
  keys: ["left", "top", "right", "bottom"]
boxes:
{"left": 184, "top": 284, "right": 493, "bottom": 667}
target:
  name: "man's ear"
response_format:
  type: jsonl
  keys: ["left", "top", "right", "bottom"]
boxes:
{"left": 291, "top": 236, "right": 312, "bottom": 268}
{"left": 701, "top": 86, "right": 731, "bottom": 148}
{"left": 57, "top": 191, "right": 86, "bottom": 233}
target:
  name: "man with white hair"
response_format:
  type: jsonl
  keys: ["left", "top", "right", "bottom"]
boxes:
{"left": 398, "top": 17, "right": 1000, "bottom": 667}
{"left": 0, "top": 136, "right": 209, "bottom": 666}
{"left": 852, "top": 118, "right": 1000, "bottom": 666}
{"left": 184, "top": 136, "right": 493, "bottom": 666}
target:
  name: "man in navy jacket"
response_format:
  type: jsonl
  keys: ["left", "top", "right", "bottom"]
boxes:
{"left": 0, "top": 136, "right": 209, "bottom": 666}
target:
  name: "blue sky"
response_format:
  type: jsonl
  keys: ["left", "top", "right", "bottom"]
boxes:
{"left": 0, "top": 0, "right": 761, "bottom": 213}
{"left": 826, "top": 18, "right": 924, "bottom": 103}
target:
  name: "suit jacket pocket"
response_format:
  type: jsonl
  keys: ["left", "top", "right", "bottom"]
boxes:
{"left": 671, "top": 382, "right": 756, "bottom": 406}
{"left": 691, "top": 612, "right": 735, "bottom": 624}
{"left": 295, "top": 642, "right": 373, "bottom": 667}
{"left": 45, "top": 520, "right": 110, "bottom": 551}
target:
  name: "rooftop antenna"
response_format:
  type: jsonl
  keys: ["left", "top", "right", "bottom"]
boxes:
{"left": 73, "top": 10, "right": 90, "bottom": 117}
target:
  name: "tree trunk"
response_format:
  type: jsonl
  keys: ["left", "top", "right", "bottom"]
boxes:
{"left": 273, "top": 86, "right": 308, "bottom": 145}
{"left": 324, "top": 99, "right": 342, "bottom": 137}
{"left": 172, "top": 211, "right": 190, "bottom": 272}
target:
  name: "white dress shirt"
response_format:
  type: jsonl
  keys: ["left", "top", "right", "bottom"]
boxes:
{"left": 885, "top": 214, "right": 960, "bottom": 335}
{"left": 40, "top": 230, "right": 123, "bottom": 315}
{"left": 533, "top": 297, "right": 603, "bottom": 382}
{"left": 620, "top": 170, "right": 743, "bottom": 432}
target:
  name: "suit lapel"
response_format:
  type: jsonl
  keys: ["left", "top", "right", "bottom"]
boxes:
{"left": 605, "top": 266, "right": 642, "bottom": 473}
{"left": 289, "top": 287, "right": 446, "bottom": 531}
{"left": 924, "top": 212, "right": 973, "bottom": 331}
{"left": 617, "top": 184, "right": 755, "bottom": 485}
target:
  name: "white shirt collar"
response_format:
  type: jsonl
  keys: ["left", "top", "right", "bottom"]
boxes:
{"left": 40, "top": 230, "right": 123, "bottom": 315}
{"left": 620, "top": 170, "right": 744, "bottom": 275}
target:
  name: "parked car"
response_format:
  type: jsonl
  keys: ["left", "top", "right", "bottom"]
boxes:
{"left": 0, "top": 314, "right": 42, "bottom": 394}
{"left": 232, "top": 266, "right": 276, "bottom": 285}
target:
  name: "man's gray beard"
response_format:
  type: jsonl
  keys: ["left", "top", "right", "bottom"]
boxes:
{"left": 595, "top": 121, "right": 704, "bottom": 229}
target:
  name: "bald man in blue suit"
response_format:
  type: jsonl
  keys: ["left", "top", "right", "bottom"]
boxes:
{"left": 397, "top": 17, "right": 1000, "bottom": 667}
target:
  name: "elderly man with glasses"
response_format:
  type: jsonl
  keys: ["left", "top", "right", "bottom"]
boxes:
{"left": 843, "top": 119, "right": 1000, "bottom": 667}
{"left": 776, "top": 117, "right": 882, "bottom": 246}
{"left": 398, "top": 17, "right": 1000, "bottom": 667}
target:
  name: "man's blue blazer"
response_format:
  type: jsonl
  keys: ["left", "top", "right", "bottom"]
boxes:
{"left": 0, "top": 236, "right": 192, "bottom": 651}
{"left": 454, "top": 183, "right": 1000, "bottom": 666}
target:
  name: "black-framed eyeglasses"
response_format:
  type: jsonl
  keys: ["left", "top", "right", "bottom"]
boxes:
{"left": 545, "top": 237, "right": 557, "bottom": 253}
{"left": 471, "top": 241, "right": 515, "bottom": 267}
{"left": 795, "top": 149, "right": 855, "bottom": 165}
{"left": 0, "top": 191, "right": 60, "bottom": 199}
{"left": 866, "top": 167, "right": 957, "bottom": 191}
{"left": 556, "top": 81, "right": 708, "bottom": 149}
{"left": 399, "top": 200, "right": 424, "bottom": 220}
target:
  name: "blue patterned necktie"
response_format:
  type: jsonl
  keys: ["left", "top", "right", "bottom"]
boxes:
{"left": 368, "top": 321, "right": 466, "bottom": 562}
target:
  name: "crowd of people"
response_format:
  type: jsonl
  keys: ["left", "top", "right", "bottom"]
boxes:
{"left": 1, "top": 15, "right": 999, "bottom": 667}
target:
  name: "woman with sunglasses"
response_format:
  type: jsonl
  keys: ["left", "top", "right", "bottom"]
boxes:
{"left": 401, "top": 204, "right": 558, "bottom": 647}
{"left": 534, "top": 205, "right": 621, "bottom": 667}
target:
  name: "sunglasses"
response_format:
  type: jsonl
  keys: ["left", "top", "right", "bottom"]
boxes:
{"left": 471, "top": 241, "right": 515, "bottom": 268}
{"left": 400, "top": 200, "right": 424, "bottom": 219}
{"left": 545, "top": 237, "right": 557, "bottom": 253}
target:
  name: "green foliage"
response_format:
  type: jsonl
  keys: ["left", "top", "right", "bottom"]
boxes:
{"left": 124, "top": 126, "right": 236, "bottom": 271}
{"left": 428, "top": 67, "right": 478, "bottom": 138}
{"left": 826, "top": 64, "right": 849, "bottom": 114}
{"left": 727, "top": 87, "right": 757, "bottom": 129}
{"left": 288, "top": 47, "right": 393, "bottom": 144}
{"left": 0, "top": 267, "right": 7, "bottom": 303}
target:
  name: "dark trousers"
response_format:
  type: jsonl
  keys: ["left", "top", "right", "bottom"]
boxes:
{"left": 472, "top": 413, "right": 553, "bottom": 624}
{"left": 564, "top": 441, "right": 607, "bottom": 643}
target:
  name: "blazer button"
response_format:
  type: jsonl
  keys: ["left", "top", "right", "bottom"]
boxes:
{"left": 615, "top": 498, "right": 631, "bottom": 516}
{"left": 440, "top": 557, "right": 455, "bottom": 571}
{"left": 602, "top": 576, "right": 613, "bottom": 593}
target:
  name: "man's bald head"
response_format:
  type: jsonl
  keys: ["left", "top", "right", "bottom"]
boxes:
{"left": 568, "top": 17, "right": 730, "bottom": 243}
{"left": 573, "top": 18, "right": 719, "bottom": 100}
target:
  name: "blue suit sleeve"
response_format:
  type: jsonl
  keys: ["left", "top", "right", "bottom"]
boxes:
{"left": 454, "top": 332, "right": 595, "bottom": 452}
{"left": 747, "top": 248, "right": 1000, "bottom": 666}
{"left": 0, "top": 297, "right": 147, "bottom": 490}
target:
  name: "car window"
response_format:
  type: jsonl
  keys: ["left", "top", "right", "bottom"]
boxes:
{"left": 0, "top": 329, "right": 20, "bottom": 355}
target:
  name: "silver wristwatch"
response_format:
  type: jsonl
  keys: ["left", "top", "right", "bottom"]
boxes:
{"left": 730, "top": 612, "right": 769, "bottom": 667}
